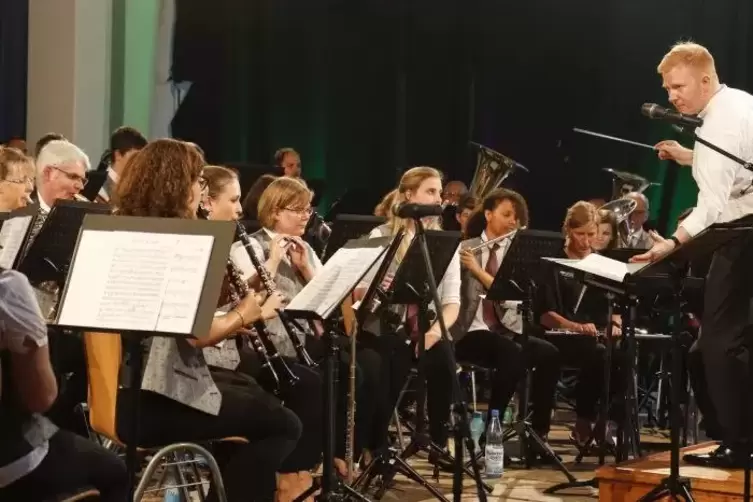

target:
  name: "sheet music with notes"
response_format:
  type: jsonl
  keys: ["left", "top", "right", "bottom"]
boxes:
{"left": 57, "top": 230, "right": 213, "bottom": 333}
{"left": 0, "top": 215, "right": 32, "bottom": 269}
{"left": 287, "top": 244, "right": 387, "bottom": 318}
{"left": 544, "top": 253, "right": 647, "bottom": 283}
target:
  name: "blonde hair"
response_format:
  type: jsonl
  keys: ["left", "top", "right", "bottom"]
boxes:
{"left": 257, "top": 177, "right": 312, "bottom": 229}
{"left": 386, "top": 166, "right": 443, "bottom": 260}
{"left": 657, "top": 42, "right": 717, "bottom": 78}
{"left": 562, "top": 200, "right": 598, "bottom": 236}
{"left": 374, "top": 189, "right": 398, "bottom": 219}
{"left": 0, "top": 146, "right": 34, "bottom": 182}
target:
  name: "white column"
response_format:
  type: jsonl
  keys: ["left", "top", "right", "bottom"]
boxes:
{"left": 27, "top": 0, "right": 112, "bottom": 160}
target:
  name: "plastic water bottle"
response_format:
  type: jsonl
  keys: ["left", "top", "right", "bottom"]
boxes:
{"left": 469, "top": 411, "right": 485, "bottom": 454}
{"left": 163, "top": 469, "right": 180, "bottom": 502}
{"left": 484, "top": 409, "right": 505, "bottom": 479}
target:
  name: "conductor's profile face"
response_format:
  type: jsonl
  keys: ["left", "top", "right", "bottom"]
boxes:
{"left": 662, "top": 64, "right": 711, "bottom": 115}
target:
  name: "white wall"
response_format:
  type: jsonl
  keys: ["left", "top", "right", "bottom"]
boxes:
{"left": 27, "top": 0, "right": 112, "bottom": 161}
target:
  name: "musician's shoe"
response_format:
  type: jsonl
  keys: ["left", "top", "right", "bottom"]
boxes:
{"left": 683, "top": 443, "right": 750, "bottom": 469}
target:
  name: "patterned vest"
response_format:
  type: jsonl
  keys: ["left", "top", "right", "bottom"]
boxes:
{"left": 250, "top": 230, "right": 314, "bottom": 358}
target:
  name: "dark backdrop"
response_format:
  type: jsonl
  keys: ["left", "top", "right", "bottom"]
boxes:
{"left": 170, "top": 0, "right": 753, "bottom": 231}
{"left": 0, "top": 0, "right": 28, "bottom": 144}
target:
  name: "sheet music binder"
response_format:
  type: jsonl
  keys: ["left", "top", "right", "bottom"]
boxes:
{"left": 18, "top": 200, "right": 112, "bottom": 285}
{"left": 388, "top": 230, "right": 461, "bottom": 305}
{"left": 53, "top": 214, "right": 236, "bottom": 339}
{"left": 0, "top": 203, "right": 39, "bottom": 269}
{"left": 486, "top": 229, "right": 565, "bottom": 302}
{"left": 285, "top": 236, "right": 392, "bottom": 321}
{"left": 322, "top": 214, "right": 386, "bottom": 263}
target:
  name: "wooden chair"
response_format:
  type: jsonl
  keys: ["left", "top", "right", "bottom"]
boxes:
{"left": 83, "top": 331, "right": 234, "bottom": 502}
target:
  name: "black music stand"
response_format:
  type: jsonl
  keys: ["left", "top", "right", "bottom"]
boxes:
{"left": 285, "top": 236, "right": 395, "bottom": 502}
{"left": 633, "top": 218, "right": 753, "bottom": 502}
{"left": 485, "top": 230, "right": 581, "bottom": 482}
{"left": 357, "top": 229, "right": 490, "bottom": 502}
{"left": 322, "top": 214, "right": 386, "bottom": 263}
{"left": 52, "top": 214, "right": 235, "bottom": 499}
{"left": 18, "top": 200, "right": 112, "bottom": 287}
{"left": 0, "top": 203, "right": 39, "bottom": 269}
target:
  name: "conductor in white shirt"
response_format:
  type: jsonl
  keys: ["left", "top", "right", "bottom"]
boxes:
{"left": 635, "top": 41, "right": 753, "bottom": 468}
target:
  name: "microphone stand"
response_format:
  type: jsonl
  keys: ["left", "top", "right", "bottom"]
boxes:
{"left": 673, "top": 125, "right": 753, "bottom": 174}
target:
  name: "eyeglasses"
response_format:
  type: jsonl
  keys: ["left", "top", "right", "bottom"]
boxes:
{"left": 2, "top": 177, "right": 33, "bottom": 187}
{"left": 199, "top": 176, "right": 208, "bottom": 191}
{"left": 283, "top": 206, "right": 314, "bottom": 218}
{"left": 50, "top": 165, "right": 88, "bottom": 187}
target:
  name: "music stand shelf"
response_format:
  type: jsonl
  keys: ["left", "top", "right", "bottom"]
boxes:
{"left": 50, "top": 214, "right": 236, "bottom": 499}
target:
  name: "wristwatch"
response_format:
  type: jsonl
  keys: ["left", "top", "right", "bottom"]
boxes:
{"left": 669, "top": 235, "right": 681, "bottom": 248}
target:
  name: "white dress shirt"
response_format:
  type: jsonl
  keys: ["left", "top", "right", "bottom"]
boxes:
{"left": 680, "top": 85, "right": 753, "bottom": 237}
{"left": 467, "top": 231, "right": 522, "bottom": 334}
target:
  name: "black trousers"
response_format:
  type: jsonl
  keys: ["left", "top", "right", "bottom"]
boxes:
{"left": 699, "top": 234, "right": 753, "bottom": 446}
{"left": 235, "top": 348, "right": 324, "bottom": 472}
{"left": 455, "top": 330, "right": 561, "bottom": 434}
{"left": 687, "top": 338, "right": 722, "bottom": 439}
{"left": 358, "top": 331, "right": 455, "bottom": 450}
{"left": 116, "top": 380, "right": 301, "bottom": 502}
{"left": 0, "top": 430, "right": 128, "bottom": 502}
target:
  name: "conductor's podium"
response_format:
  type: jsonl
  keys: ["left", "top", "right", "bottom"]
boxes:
{"left": 597, "top": 442, "right": 748, "bottom": 501}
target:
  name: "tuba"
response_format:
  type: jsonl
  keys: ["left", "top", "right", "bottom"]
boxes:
{"left": 599, "top": 197, "right": 637, "bottom": 247}
{"left": 468, "top": 142, "right": 529, "bottom": 200}
{"left": 602, "top": 168, "right": 658, "bottom": 201}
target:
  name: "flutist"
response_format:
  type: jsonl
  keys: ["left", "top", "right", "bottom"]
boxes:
{"left": 454, "top": 189, "right": 559, "bottom": 452}
{"left": 635, "top": 42, "right": 753, "bottom": 468}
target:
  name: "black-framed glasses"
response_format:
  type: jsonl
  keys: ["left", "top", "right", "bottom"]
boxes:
{"left": 50, "top": 165, "right": 88, "bottom": 187}
{"left": 199, "top": 176, "right": 208, "bottom": 191}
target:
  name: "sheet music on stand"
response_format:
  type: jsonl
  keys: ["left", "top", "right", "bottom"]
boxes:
{"left": 286, "top": 236, "right": 392, "bottom": 320}
{"left": 54, "top": 214, "right": 235, "bottom": 338}
{"left": 0, "top": 204, "right": 38, "bottom": 269}
{"left": 322, "top": 214, "right": 386, "bottom": 263}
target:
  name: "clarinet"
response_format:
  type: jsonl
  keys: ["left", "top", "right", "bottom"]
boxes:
{"left": 236, "top": 221, "right": 317, "bottom": 368}
{"left": 197, "top": 207, "right": 298, "bottom": 392}
{"left": 225, "top": 262, "right": 282, "bottom": 394}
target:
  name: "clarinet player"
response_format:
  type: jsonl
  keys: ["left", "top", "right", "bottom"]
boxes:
{"left": 635, "top": 42, "right": 753, "bottom": 468}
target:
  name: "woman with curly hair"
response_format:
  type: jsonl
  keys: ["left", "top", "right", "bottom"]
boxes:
{"left": 112, "top": 139, "right": 302, "bottom": 502}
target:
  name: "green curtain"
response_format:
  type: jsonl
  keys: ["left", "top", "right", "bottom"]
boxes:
{"left": 171, "top": 0, "right": 753, "bottom": 227}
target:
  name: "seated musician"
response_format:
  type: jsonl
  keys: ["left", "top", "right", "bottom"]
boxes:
{"left": 456, "top": 189, "right": 561, "bottom": 446}
{"left": 593, "top": 208, "right": 619, "bottom": 252}
{"left": 95, "top": 126, "right": 147, "bottom": 204}
{"left": 0, "top": 268, "right": 128, "bottom": 502}
{"left": 113, "top": 139, "right": 302, "bottom": 502}
{"left": 241, "top": 174, "right": 277, "bottom": 221}
{"left": 358, "top": 166, "right": 460, "bottom": 466}
{"left": 235, "top": 176, "right": 378, "bottom": 475}
{"left": 0, "top": 146, "right": 34, "bottom": 211}
{"left": 539, "top": 201, "right": 624, "bottom": 446}
{"left": 200, "top": 165, "right": 326, "bottom": 497}
{"left": 455, "top": 194, "right": 478, "bottom": 238}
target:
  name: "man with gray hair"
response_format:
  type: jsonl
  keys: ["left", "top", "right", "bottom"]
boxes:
{"left": 622, "top": 191, "right": 653, "bottom": 249}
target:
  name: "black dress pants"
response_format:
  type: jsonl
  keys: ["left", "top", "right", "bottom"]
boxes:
{"left": 358, "top": 331, "right": 455, "bottom": 450}
{"left": 687, "top": 338, "right": 722, "bottom": 439}
{"left": 235, "top": 349, "right": 324, "bottom": 472}
{"left": 455, "top": 330, "right": 561, "bottom": 434}
{"left": 116, "top": 380, "right": 301, "bottom": 502}
{"left": 698, "top": 234, "right": 753, "bottom": 446}
{"left": 0, "top": 430, "right": 129, "bottom": 502}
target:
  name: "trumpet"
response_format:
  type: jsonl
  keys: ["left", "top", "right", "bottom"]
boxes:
{"left": 465, "top": 227, "right": 523, "bottom": 254}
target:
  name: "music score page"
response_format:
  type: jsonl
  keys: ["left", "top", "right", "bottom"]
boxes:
{"left": 0, "top": 215, "right": 32, "bottom": 269}
{"left": 287, "top": 244, "right": 387, "bottom": 318}
{"left": 544, "top": 253, "right": 647, "bottom": 283}
{"left": 57, "top": 230, "right": 213, "bottom": 334}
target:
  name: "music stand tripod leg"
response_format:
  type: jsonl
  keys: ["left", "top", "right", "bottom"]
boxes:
{"left": 293, "top": 322, "right": 371, "bottom": 502}
{"left": 638, "top": 275, "right": 694, "bottom": 502}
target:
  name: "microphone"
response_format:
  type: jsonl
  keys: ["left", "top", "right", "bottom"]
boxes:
{"left": 393, "top": 202, "right": 444, "bottom": 219}
{"left": 641, "top": 103, "right": 704, "bottom": 128}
